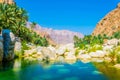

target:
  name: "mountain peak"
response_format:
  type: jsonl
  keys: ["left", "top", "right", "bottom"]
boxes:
{"left": 26, "top": 22, "right": 83, "bottom": 45}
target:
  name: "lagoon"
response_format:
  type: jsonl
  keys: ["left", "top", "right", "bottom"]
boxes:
{"left": 0, "top": 59, "right": 112, "bottom": 80}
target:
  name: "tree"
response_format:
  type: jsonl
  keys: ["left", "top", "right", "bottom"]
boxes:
{"left": 0, "top": 3, "right": 48, "bottom": 46}
{"left": 0, "top": 3, "right": 28, "bottom": 36}
{"left": 113, "top": 31, "right": 120, "bottom": 39}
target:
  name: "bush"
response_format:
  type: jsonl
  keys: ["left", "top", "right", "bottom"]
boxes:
{"left": 74, "top": 35, "right": 104, "bottom": 49}
{"left": 112, "top": 31, "right": 120, "bottom": 39}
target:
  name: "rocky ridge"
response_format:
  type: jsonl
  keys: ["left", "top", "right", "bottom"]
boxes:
{"left": 92, "top": 3, "right": 120, "bottom": 36}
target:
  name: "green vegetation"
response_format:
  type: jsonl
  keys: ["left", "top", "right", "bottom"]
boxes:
{"left": 74, "top": 31, "right": 120, "bottom": 54}
{"left": 112, "top": 31, "right": 120, "bottom": 39}
{"left": 107, "top": 45, "right": 120, "bottom": 63}
{"left": 74, "top": 35, "right": 105, "bottom": 49}
{"left": 0, "top": 3, "right": 48, "bottom": 46}
{"left": 74, "top": 31, "right": 120, "bottom": 49}
{"left": 87, "top": 45, "right": 103, "bottom": 53}
{"left": 73, "top": 31, "right": 120, "bottom": 64}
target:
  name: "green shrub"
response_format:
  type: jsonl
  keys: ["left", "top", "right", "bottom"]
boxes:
{"left": 74, "top": 35, "right": 104, "bottom": 49}
{"left": 112, "top": 31, "right": 120, "bottom": 39}
{"left": 21, "top": 41, "right": 30, "bottom": 50}
{"left": 87, "top": 45, "right": 103, "bottom": 53}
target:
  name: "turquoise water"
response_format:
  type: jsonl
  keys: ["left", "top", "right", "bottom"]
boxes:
{"left": 0, "top": 59, "right": 109, "bottom": 80}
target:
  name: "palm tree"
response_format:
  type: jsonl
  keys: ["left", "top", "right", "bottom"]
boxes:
{"left": 0, "top": 3, "right": 49, "bottom": 46}
{"left": 0, "top": 3, "right": 28, "bottom": 36}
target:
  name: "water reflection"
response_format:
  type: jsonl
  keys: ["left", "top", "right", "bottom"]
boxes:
{"left": 0, "top": 59, "right": 109, "bottom": 80}
{"left": 93, "top": 62, "right": 120, "bottom": 80}
{"left": 0, "top": 60, "right": 14, "bottom": 71}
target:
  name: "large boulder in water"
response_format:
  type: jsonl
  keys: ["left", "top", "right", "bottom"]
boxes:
{"left": 2, "top": 29, "right": 15, "bottom": 61}
{"left": 0, "top": 35, "right": 3, "bottom": 61}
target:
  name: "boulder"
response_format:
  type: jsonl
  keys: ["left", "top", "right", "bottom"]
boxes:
{"left": 64, "top": 43, "right": 74, "bottom": 51}
{"left": 56, "top": 47, "right": 66, "bottom": 56}
{"left": 114, "top": 64, "right": 120, "bottom": 69}
{"left": 104, "top": 57, "right": 112, "bottom": 62}
{"left": 41, "top": 47, "right": 57, "bottom": 61}
{"left": 77, "top": 54, "right": 91, "bottom": 60}
{"left": 14, "top": 41, "right": 21, "bottom": 56}
{"left": 36, "top": 46, "right": 43, "bottom": 55}
{"left": 65, "top": 54, "right": 76, "bottom": 61}
{"left": 24, "top": 49, "right": 37, "bottom": 56}
{"left": 2, "top": 29, "right": 15, "bottom": 61}
{"left": 91, "top": 58, "right": 104, "bottom": 62}
{"left": 103, "top": 45, "right": 113, "bottom": 52}
{"left": 10, "top": 32, "right": 15, "bottom": 42}
{"left": 96, "top": 50, "right": 106, "bottom": 56}
{"left": 24, "top": 47, "right": 43, "bottom": 61}
{"left": 78, "top": 50, "right": 86, "bottom": 55}
{"left": 47, "top": 45, "right": 56, "bottom": 53}
{"left": 64, "top": 51, "right": 75, "bottom": 56}
{"left": 56, "top": 56, "right": 64, "bottom": 62}
{"left": 89, "top": 50, "right": 106, "bottom": 58}
{"left": 105, "top": 39, "right": 119, "bottom": 46}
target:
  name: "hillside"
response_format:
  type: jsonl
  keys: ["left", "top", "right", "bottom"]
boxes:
{"left": 0, "top": 0, "right": 14, "bottom": 4}
{"left": 92, "top": 3, "right": 120, "bottom": 36}
{"left": 26, "top": 22, "right": 84, "bottom": 45}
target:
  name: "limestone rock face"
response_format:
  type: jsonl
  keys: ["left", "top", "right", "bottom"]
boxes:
{"left": 2, "top": 29, "right": 15, "bottom": 61}
{"left": 14, "top": 42, "right": 21, "bottom": 55}
{"left": 92, "top": 3, "right": 120, "bottom": 36}
{"left": 14, "top": 38, "right": 21, "bottom": 56}
{"left": 0, "top": 35, "right": 3, "bottom": 61}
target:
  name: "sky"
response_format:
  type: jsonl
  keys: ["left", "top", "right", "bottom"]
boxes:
{"left": 15, "top": 0, "right": 120, "bottom": 35}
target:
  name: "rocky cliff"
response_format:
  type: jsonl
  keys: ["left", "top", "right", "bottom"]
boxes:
{"left": 92, "top": 3, "right": 120, "bottom": 36}
{"left": 26, "top": 22, "right": 83, "bottom": 45}
{"left": 0, "top": 0, "right": 14, "bottom": 4}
